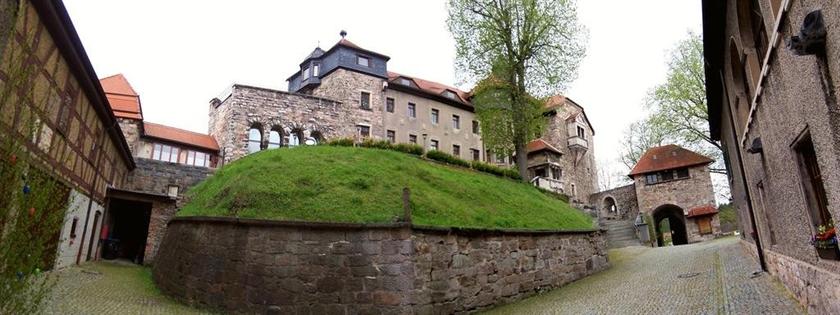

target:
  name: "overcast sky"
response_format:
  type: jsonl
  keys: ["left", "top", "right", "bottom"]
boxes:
{"left": 64, "top": 0, "right": 703, "bottom": 186}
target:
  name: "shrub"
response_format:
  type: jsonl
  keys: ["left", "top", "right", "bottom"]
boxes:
{"left": 391, "top": 143, "right": 424, "bottom": 156}
{"left": 426, "top": 150, "right": 471, "bottom": 168}
{"left": 327, "top": 138, "right": 354, "bottom": 147}
{"left": 359, "top": 139, "right": 393, "bottom": 150}
{"left": 470, "top": 161, "right": 522, "bottom": 180}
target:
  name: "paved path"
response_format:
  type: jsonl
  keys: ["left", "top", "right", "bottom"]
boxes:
{"left": 484, "top": 237, "right": 803, "bottom": 315}
{"left": 45, "top": 261, "right": 213, "bottom": 314}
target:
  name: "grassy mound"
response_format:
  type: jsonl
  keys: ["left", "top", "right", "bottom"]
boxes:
{"left": 179, "top": 146, "right": 594, "bottom": 230}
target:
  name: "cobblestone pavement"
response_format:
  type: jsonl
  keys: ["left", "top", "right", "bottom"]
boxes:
{"left": 484, "top": 237, "right": 804, "bottom": 315}
{"left": 45, "top": 260, "right": 213, "bottom": 314}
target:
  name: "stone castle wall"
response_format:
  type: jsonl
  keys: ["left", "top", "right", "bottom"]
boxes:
{"left": 633, "top": 165, "right": 715, "bottom": 215}
{"left": 589, "top": 184, "right": 639, "bottom": 221}
{"left": 153, "top": 217, "right": 608, "bottom": 314}
{"left": 541, "top": 107, "right": 598, "bottom": 202}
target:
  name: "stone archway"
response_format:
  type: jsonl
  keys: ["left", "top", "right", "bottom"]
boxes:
{"left": 602, "top": 196, "right": 618, "bottom": 218}
{"left": 652, "top": 204, "right": 688, "bottom": 246}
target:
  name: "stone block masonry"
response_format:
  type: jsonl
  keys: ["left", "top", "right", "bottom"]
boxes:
{"left": 153, "top": 217, "right": 608, "bottom": 314}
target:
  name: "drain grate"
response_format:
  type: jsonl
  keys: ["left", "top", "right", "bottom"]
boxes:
{"left": 677, "top": 272, "right": 701, "bottom": 279}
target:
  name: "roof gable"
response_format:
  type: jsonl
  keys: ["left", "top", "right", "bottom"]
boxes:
{"left": 527, "top": 139, "right": 562, "bottom": 155}
{"left": 101, "top": 73, "right": 142, "bottom": 120}
{"left": 629, "top": 144, "right": 714, "bottom": 176}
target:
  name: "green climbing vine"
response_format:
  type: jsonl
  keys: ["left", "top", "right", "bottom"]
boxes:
{"left": 0, "top": 1, "right": 72, "bottom": 312}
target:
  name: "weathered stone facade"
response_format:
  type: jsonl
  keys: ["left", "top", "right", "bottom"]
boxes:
{"left": 209, "top": 85, "right": 343, "bottom": 163}
{"left": 153, "top": 217, "right": 608, "bottom": 314}
{"left": 537, "top": 98, "right": 598, "bottom": 202}
{"left": 703, "top": 0, "right": 840, "bottom": 312}
{"left": 589, "top": 184, "right": 638, "bottom": 221}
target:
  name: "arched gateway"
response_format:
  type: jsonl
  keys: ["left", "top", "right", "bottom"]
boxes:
{"left": 652, "top": 204, "right": 688, "bottom": 246}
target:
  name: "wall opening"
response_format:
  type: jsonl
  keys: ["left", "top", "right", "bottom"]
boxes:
{"left": 653, "top": 204, "right": 688, "bottom": 246}
{"left": 103, "top": 198, "right": 153, "bottom": 264}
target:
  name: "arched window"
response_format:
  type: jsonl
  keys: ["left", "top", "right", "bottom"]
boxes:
{"left": 268, "top": 129, "right": 282, "bottom": 149}
{"left": 729, "top": 39, "right": 752, "bottom": 131}
{"left": 736, "top": 0, "right": 768, "bottom": 83}
{"left": 287, "top": 129, "right": 302, "bottom": 147}
{"left": 307, "top": 130, "right": 324, "bottom": 145}
{"left": 248, "top": 126, "right": 262, "bottom": 153}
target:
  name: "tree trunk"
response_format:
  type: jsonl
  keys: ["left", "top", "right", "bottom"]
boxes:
{"left": 515, "top": 141, "right": 528, "bottom": 182}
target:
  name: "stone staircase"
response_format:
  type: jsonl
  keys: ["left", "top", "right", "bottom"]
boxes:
{"left": 602, "top": 219, "right": 642, "bottom": 248}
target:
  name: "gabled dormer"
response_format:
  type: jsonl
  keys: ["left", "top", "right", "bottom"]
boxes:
{"left": 288, "top": 32, "right": 390, "bottom": 93}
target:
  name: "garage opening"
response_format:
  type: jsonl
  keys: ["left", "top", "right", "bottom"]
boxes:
{"left": 103, "top": 198, "right": 152, "bottom": 264}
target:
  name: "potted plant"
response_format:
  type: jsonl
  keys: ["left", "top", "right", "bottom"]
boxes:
{"left": 811, "top": 220, "right": 839, "bottom": 260}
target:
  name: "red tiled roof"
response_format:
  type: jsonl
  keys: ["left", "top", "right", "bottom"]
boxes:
{"left": 629, "top": 144, "right": 714, "bottom": 176}
{"left": 143, "top": 122, "right": 219, "bottom": 152}
{"left": 387, "top": 71, "right": 471, "bottom": 105}
{"left": 527, "top": 139, "right": 562, "bottom": 155}
{"left": 687, "top": 205, "right": 718, "bottom": 218}
{"left": 100, "top": 74, "right": 142, "bottom": 120}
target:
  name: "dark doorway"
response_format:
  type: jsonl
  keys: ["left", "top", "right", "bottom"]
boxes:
{"left": 653, "top": 204, "right": 688, "bottom": 246}
{"left": 104, "top": 199, "right": 152, "bottom": 264}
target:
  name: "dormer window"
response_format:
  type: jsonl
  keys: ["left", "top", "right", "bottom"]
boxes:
{"left": 302, "top": 67, "right": 310, "bottom": 80}
{"left": 399, "top": 78, "right": 411, "bottom": 86}
{"left": 313, "top": 64, "right": 320, "bottom": 76}
{"left": 442, "top": 90, "right": 457, "bottom": 99}
{"left": 357, "top": 56, "right": 370, "bottom": 67}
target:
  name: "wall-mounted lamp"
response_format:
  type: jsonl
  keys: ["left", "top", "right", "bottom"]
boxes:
{"left": 788, "top": 10, "right": 826, "bottom": 56}
{"left": 746, "top": 137, "right": 763, "bottom": 154}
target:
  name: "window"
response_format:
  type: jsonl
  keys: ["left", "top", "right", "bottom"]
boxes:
{"left": 268, "top": 130, "right": 282, "bottom": 149}
{"left": 442, "top": 90, "right": 457, "bottom": 99}
{"left": 471, "top": 148, "right": 480, "bottom": 161}
{"left": 248, "top": 127, "right": 262, "bottom": 153}
{"left": 360, "top": 91, "right": 371, "bottom": 109}
{"left": 387, "top": 130, "right": 395, "bottom": 143}
{"left": 167, "top": 185, "right": 179, "bottom": 197}
{"left": 386, "top": 98, "right": 394, "bottom": 113}
{"left": 534, "top": 167, "right": 547, "bottom": 178}
{"left": 576, "top": 126, "right": 585, "bottom": 138}
{"left": 70, "top": 217, "right": 78, "bottom": 238}
{"left": 288, "top": 130, "right": 302, "bottom": 147}
{"left": 408, "top": 103, "right": 416, "bottom": 118}
{"left": 472, "top": 120, "right": 479, "bottom": 134}
{"left": 302, "top": 67, "right": 310, "bottom": 80}
{"left": 357, "top": 56, "right": 370, "bottom": 67}
{"left": 676, "top": 168, "right": 690, "bottom": 179}
{"left": 357, "top": 125, "right": 370, "bottom": 138}
{"left": 452, "top": 145, "right": 460, "bottom": 156}
{"left": 409, "top": 134, "right": 417, "bottom": 144}
{"left": 452, "top": 115, "right": 460, "bottom": 129}
{"left": 399, "top": 78, "right": 411, "bottom": 85}
{"left": 697, "top": 217, "right": 713, "bottom": 235}
{"left": 662, "top": 171, "right": 674, "bottom": 181}
{"left": 185, "top": 151, "right": 210, "bottom": 167}
{"left": 645, "top": 173, "right": 660, "bottom": 185}
{"left": 551, "top": 166, "right": 562, "bottom": 180}
{"left": 152, "top": 143, "right": 179, "bottom": 163}
{"left": 431, "top": 109, "right": 439, "bottom": 124}
{"left": 794, "top": 133, "right": 833, "bottom": 233}
{"left": 313, "top": 64, "right": 320, "bottom": 76}
{"left": 430, "top": 139, "right": 439, "bottom": 151}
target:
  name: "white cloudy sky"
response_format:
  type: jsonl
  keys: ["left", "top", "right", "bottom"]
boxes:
{"left": 64, "top": 0, "right": 705, "bottom": 189}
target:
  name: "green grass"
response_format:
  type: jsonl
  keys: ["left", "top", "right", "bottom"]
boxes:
{"left": 179, "top": 146, "right": 594, "bottom": 230}
{"left": 718, "top": 203, "right": 737, "bottom": 225}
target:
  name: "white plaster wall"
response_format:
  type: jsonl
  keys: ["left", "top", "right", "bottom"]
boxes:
{"left": 54, "top": 189, "right": 103, "bottom": 269}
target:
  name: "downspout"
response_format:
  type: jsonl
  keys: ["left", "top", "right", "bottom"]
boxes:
{"left": 75, "top": 120, "right": 115, "bottom": 264}
{"left": 721, "top": 71, "right": 767, "bottom": 271}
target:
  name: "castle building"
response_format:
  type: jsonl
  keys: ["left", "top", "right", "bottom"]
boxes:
{"left": 703, "top": 0, "right": 840, "bottom": 312}
{"left": 589, "top": 145, "right": 720, "bottom": 248}
{"left": 210, "top": 34, "right": 599, "bottom": 201}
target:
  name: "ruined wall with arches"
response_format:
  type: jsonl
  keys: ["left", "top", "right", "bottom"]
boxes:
{"left": 208, "top": 84, "right": 344, "bottom": 164}
{"left": 588, "top": 184, "right": 638, "bottom": 221}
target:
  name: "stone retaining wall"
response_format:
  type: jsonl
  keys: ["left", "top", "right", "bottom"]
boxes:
{"left": 153, "top": 217, "right": 608, "bottom": 314}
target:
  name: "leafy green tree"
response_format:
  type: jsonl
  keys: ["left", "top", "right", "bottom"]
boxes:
{"left": 620, "top": 32, "right": 725, "bottom": 174}
{"left": 447, "top": 0, "right": 587, "bottom": 179}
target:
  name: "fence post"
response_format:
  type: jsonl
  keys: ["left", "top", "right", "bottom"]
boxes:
{"left": 402, "top": 187, "right": 412, "bottom": 223}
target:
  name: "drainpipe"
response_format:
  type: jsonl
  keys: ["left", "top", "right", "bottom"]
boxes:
{"left": 721, "top": 71, "right": 767, "bottom": 271}
{"left": 76, "top": 120, "right": 115, "bottom": 265}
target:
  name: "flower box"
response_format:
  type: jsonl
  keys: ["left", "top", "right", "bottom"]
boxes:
{"left": 816, "top": 245, "right": 840, "bottom": 260}
{"left": 811, "top": 224, "right": 839, "bottom": 260}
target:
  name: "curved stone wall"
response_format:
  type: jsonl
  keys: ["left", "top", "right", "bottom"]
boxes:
{"left": 153, "top": 217, "right": 608, "bottom": 314}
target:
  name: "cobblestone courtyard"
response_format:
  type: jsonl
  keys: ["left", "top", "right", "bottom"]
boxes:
{"left": 44, "top": 237, "right": 802, "bottom": 314}
{"left": 485, "top": 237, "right": 803, "bottom": 314}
